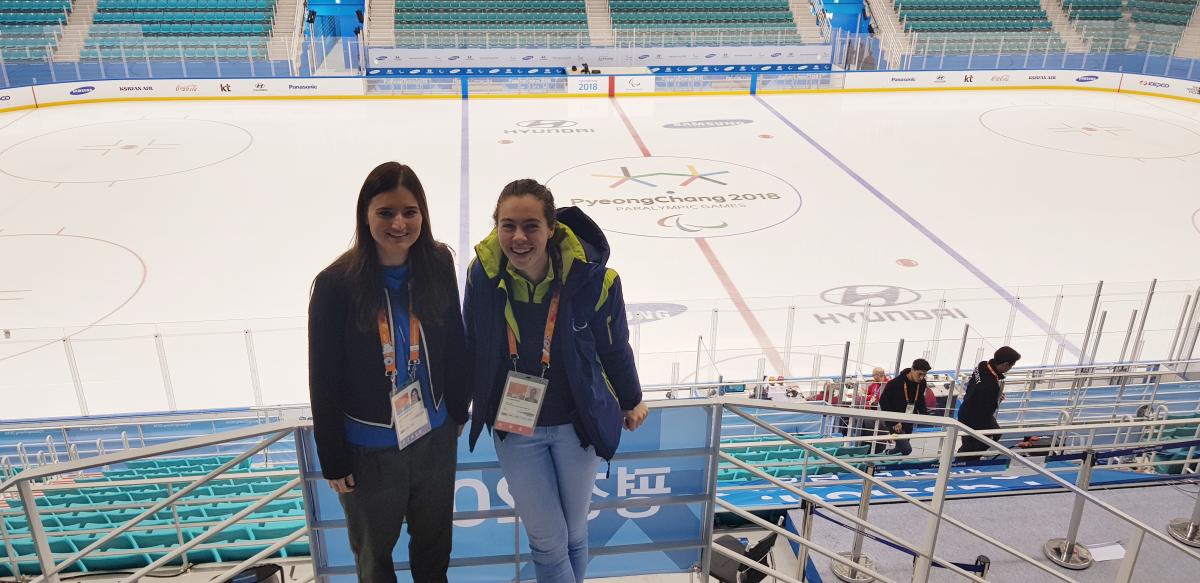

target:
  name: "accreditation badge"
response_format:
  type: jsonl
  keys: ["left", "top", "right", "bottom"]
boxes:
{"left": 904, "top": 403, "right": 916, "bottom": 415}
{"left": 392, "top": 380, "right": 432, "bottom": 450}
{"left": 493, "top": 370, "right": 549, "bottom": 437}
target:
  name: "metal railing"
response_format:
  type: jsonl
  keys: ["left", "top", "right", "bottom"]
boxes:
{"left": 0, "top": 421, "right": 307, "bottom": 583}
{"left": 4, "top": 278, "right": 1199, "bottom": 421}
{"left": 3, "top": 391, "right": 1200, "bottom": 581}
{"left": 713, "top": 398, "right": 1200, "bottom": 582}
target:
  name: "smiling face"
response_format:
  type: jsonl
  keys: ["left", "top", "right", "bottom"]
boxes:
{"left": 496, "top": 194, "right": 555, "bottom": 282}
{"left": 367, "top": 187, "right": 422, "bottom": 266}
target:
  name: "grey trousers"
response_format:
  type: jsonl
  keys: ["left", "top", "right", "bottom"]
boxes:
{"left": 338, "top": 422, "right": 458, "bottom": 583}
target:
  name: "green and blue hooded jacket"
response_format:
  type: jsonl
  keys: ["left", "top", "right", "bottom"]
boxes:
{"left": 464, "top": 206, "right": 642, "bottom": 459}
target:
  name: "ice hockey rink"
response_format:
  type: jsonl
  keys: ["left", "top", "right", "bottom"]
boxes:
{"left": 1, "top": 88, "right": 1198, "bottom": 418}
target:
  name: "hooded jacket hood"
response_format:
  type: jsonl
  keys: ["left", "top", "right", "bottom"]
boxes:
{"left": 473, "top": 206, "right": 610, "bottom": 293}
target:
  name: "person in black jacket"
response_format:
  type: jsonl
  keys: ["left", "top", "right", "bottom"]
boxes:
{"left": 877, "top": 359, "right": 932, "bottom": 455}
{"left": 464, "top": 179, "right": 647, "bottom": 583}
{"left": 957, "top": 346, "right": 1021, "bottom": 455}
{"left": 307, "top": 162, "right": 469, "bottom": 583}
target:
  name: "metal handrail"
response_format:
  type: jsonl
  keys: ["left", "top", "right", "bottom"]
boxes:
{"left": 0, "top": 421, "right": 299, "bottom": 490}
{"left": 721, "top": 398, "right": 1200, "bottom": 564}
{"left": 17, "top": 428, "right": 293, "bottom": 582}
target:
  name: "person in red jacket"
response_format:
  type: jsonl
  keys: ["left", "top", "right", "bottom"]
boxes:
{"left": 863, "top": 367, "right": 888, "bottom": 409}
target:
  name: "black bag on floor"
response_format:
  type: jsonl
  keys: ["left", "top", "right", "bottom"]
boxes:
{"left": 230, "top": 564, "right": 283, "bottom": 583}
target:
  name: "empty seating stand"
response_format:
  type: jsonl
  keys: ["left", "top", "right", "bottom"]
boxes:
{"left": 894, "top": 0, "right": 1067, "bottom": 54}
{"left": 608, "top": 0, "right": 801, "bottom": 46}
{"left": 1064, "top": 0, "right": 1198, "bottom": 53}
{"left": 81, "top": 0, "right": 276, "bottom": 60}
{"left": 0, "top": 0, "right": 71, "bottom": 61}
{"left": 393, "top": 0, "right": 589, "bottom": 47}
{"left": 0, "top": 455, "right": 305, "bottom": 577}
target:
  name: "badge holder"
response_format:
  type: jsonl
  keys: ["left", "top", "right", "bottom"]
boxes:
{"left": 494, "top": 371, "right": 549, "bottom": 437}
{"left": 494, "top": 288, "right": 561, "bottom": 437}
{"left": 392, "top": 375, "right": 432, "bottom": 450}
{"left": 379, "top": 288, "right": 432, "bottom": 452}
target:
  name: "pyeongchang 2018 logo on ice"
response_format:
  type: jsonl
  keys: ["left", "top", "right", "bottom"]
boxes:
{"left": 547, "top": 156, "right": 802, "bottom": 239}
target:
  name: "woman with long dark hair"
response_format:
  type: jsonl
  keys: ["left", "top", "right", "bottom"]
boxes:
{"left": 308, "top": 162, "right": 468, "bottom": 583}
{"left": 463, "top": 179, "right": 647, "bottom": 583}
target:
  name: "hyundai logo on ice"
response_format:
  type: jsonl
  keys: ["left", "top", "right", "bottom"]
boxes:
{"left": 820, "top": 285, "right": 922, "bottom": 307}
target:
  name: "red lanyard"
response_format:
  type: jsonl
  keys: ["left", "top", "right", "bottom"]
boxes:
{"left": 377, "top": 288, "right": 420, "bottom": 390}
{"left": 506, "top": 288, "right": 561, "bottom": 377}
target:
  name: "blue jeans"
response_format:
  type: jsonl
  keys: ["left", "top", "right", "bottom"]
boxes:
{"left": 494, "top": 424, "right": 600, "bottom": 583}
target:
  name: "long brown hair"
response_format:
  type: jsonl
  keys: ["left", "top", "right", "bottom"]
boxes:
{"left": 328, "top": 162, "right": 454, "bottom": 330}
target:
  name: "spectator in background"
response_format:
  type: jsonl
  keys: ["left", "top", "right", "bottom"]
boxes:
{"left": 863, "top": 367, "right": 888, "bottom": 409}
{"left": 958, "top": 347, "right": 1022, "bottom": 456}
{"left": 877, "top": 359, "right": 932, "bottom": 455}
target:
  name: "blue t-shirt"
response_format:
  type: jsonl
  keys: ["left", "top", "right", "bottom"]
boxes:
{"left": 344, "top": 264, "right": 448, "bottom": 447}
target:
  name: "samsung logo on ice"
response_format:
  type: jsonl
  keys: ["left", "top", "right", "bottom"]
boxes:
{"left": 522, "top": 55, "right": 534, "bottom": 61}
{"left": 70, "top": 86, "right": 95, "bottom": 95}
{"left": 1076, "top": 75, "right": 1099, "bottom": 83}
{"left": 625, "top": 303, "right": 687, "bottom": 323}
{"left": 447, "top": 56, "right": 460, "bottom": 61}
{"left": 704, "top": 53, "right": 717, "bottom": 58}
{"left": 637, "top": 54, "right": 650, "bottom": 60}
{"left": 771, "top": 52, "right": 782, "bottom": 57}
{"left": 663, "top": 119, "right": 753, "bottom": 129}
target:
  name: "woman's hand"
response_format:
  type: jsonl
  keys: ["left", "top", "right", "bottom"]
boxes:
{"left": 327, "top": 474, "right": 356, "bottom": 494}
{"left": 623, "top": 402, "right": 649, "bottom": 431}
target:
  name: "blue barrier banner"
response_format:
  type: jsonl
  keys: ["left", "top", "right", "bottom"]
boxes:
{"left": 304, "top": 405, "right": 717, "bottom": 580}
{"left": 367, "top": 67, "right": 567, "bottom": 76}
{"left": 1046, "top": 438, "right": 1200, "bottom": 463}
{"left": 650, "top": 64, "right": 832, "bottom": 73}
{"left": 721, "top": 466, "right": 1186, "bottom": 509}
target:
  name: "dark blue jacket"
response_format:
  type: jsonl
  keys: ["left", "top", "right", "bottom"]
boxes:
{"left": 464, "top": 207, "right": 642, "bottom": 460}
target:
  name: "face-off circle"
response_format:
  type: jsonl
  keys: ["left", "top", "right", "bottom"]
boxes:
{"left": 0, "top": 234, "right": 146, "bottom": 361}
{"left": 546, "top": 156, "right": 802, "bottom": 239}
{"left": 0, "top": 119, "right": 252, "bottom": 184}
{"left": 979, "top": 106, "right": 1200, "bottom": 159}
